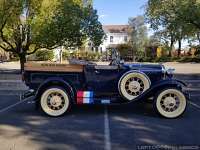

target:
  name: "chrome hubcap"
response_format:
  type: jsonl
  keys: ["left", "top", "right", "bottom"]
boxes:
{"left": 160, "top": 93, "right": 180, "bottom": 112}
{"left": 129, "top": 81, "right": 141, "bottom": 92}
{"left": 47, "top": 92, "right": 65, "bottom": 110}
{"left": 125, "top": 77, "right": 144, "bottom": 96}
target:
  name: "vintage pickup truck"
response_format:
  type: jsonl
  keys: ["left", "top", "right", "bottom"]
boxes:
{"left": 23, "top": 50, "right": 189, "bottom": 118}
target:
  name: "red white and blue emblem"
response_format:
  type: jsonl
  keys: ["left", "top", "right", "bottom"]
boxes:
{"left": 77, "top": 91, "right": 94, "bottom": 104}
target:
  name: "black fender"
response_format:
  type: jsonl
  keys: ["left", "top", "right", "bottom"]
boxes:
{"left": 128, "top": 79, "right": 188, "bottom": 102}
{"left": 34, "top": 77, "right": 76, "bottom": 104}
{"left": 149, "top": 79, "right": 187, "bottom": 92}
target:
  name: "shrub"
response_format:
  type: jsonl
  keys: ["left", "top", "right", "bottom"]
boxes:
{"left": 9, "top": 54, "right": 20, "bottom": 61}
{"left": 63, "top": 50, "right": 102, "bottom": 61}
{"left": 10, "top": 56, "right": 20, "bottom": 61}
{"left": 170, "top": 57, "right": 179, "bottom": 62}
{"left": 154, "top": 56, "right": 172, "bottom": 62}
{"left": 194, "top": 45, "right": 200, "bottom": 56}
{"left": 86, "top": 51, "right": 100, "bottom": 61}
{"left": 137, "top": 55, "right": 200, "bottom": 63}
{"left": 116, "top": 44, "right": 133, "bottom": 61}
{"left": 27, "top": 54, "right": 36, "bottom": 61}
{"left": 35, "top": 49, "right": 54, "bottom": 61}
{"left": 178, "top": 56, "right": 200, "bottom": 63}
{"left": 62, "top": 51, "right": 71, "bottom": 60}
{"left": 137, "top": 57, "right": 153, "bottom": 62}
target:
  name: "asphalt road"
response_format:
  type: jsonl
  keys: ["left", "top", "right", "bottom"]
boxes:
{"left": 0, "top": 94, "right": 200, "bottom": 150}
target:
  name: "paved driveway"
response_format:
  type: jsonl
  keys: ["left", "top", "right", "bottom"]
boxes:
{"left": 0, "top": 94, "right": 200, "bottom": 150}
{"left": 0, "top": 62, "right": 200, "bottom": 150}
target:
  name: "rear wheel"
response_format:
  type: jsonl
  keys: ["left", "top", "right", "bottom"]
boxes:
{"left": 154, "top": 88, "right": 187, "bottom": 118}
{"left": 40, "top": 87, "right": 70, "bottom": 117}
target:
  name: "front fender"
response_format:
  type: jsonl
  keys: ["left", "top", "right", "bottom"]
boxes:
{"left": 150, "top": 79, "right": 187, "bottom": 90}
{"left": 34, "top": 77, "right": 75, "bottom": 103}
{"left": 129, "top": 79, "right": 188, "bottom": 102}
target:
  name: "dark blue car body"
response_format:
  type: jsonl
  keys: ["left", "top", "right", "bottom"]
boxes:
{"left": 23, "top": 63, "right": 187, "bottom": 105}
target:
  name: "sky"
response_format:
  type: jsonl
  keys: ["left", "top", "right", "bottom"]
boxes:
{"left": 93, "top": 0, "right": 189, "bottom": 48}
{"left": 93, "top": 0, "right": 148, "bottom": 25}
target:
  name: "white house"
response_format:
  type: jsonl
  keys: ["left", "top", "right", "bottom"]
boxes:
{"left": 100, "top": 25, "right": 129, "bottom": 52}
{"left": 54, "top": 25, "right": 130, "bottom": 61}
{"left": 85, "top": 25, "right": 129, "bottom": 53}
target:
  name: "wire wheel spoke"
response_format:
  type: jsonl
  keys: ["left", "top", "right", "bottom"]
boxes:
{"left": 47, "top": 92, "right": 65, "bottom": 110}
{"left": 119, "top": 72, "right": 151, "bottom": 101}
{"left": 160, "top": 93, "right": 180, "bottom": 112}
{"left": 125, "top": 76, "right": 145, "bottom": 96}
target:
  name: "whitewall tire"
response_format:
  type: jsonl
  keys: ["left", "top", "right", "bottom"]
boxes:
{"left": 118, "top": 71, "right": 151, "bottom": 101}
{"left": 154, "top": 88, "right": 187, "bottom": 118}
{"left": 40, "top": 87, "right": 70, "bottom": 117}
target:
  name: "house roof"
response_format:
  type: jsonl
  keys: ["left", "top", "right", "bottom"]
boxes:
{"left": 103, "top": 25, "right": 129, "bottom": 33}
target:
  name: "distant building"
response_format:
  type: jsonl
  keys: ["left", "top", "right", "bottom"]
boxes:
{"left": 85, "top": 25, "right": 130, "bottom": 53}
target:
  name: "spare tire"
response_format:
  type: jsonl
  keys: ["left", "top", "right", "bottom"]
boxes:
{"left": 118, "top": 71, "right": 151, "bottom": 101}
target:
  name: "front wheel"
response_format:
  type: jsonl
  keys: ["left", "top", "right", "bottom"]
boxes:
{"left": 40, "top": 87, "right": 71, "bottom": 117}
{"left": 154, "top": 88, "right": 187, "bottom": 118}
{"left": 118, "top": 71, "right": 151, "bottom": 101}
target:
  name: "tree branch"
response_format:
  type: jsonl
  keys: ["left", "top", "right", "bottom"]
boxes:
{"left": 26, "top": 46, "right": 41, "bottom": 55}
{"left": 0, "top": 44, "right": 16, "bottom": 53}
{"left": 188, "top": 20, "right": 200, "bottom": 30}
{"left": 26, "top": 44, "right": 60, "bottom": 55}
{"left": 0, "top": 32, "right": 15, "bottom": 50}
{"left": 0, "top": 45, "right": 7, "bottom": 51}
{"left": 0, "top": 18, "right": 15, "bottom": 51}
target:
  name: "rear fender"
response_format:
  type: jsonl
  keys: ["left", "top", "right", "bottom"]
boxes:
{"left": 35, "top": 77, "right": 75, "bottom": 103}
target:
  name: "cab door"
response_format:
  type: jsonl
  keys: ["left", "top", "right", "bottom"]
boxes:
{"left": 84, "top": 65, "right": 122, "bottom": 95}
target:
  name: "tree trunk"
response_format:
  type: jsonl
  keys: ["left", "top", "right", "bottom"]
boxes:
{"left": 169, "top": 39, "right": 174, "bottom": 57}
{"left": 178, "top": 39, "right": 182, "bottom": 57}
{"left": 197, "top": 32, "right": 200, "bottom": 45}
{"left": 19, "top": 53, "right": 26, "bottom": 73}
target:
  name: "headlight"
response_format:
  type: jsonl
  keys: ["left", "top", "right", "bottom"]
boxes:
{"left": 161, "top": 65, "right": 175, "bottom": 78}
{"left": 166, "top": 68, "right": 175, "bottom": 75}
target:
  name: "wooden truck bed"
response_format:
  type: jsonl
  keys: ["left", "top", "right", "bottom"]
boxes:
{"left": 24, "top": 62, "right": 84, "bottom": 72}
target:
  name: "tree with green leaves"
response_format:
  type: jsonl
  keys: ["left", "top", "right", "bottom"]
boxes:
{"left": 128, "top": 15, "right": 149, "bottom": 59}
{"left": 174, "top": 0, "right": 200, "bottom": 30}
{"left": 145, "top": 0, "right": 200, "bottom": 57}
{"left": 82, "top": 8, "right": 105, "bottom": 46}
{"left": 0, "top": 0, "right": 104, "bottom": 72}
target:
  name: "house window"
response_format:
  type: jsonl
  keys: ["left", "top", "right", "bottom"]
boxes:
{"left": 95, "top": 47, "right": 98, "bottom": 52}
{"left": 100, "top": 47, "right": 103, "bottom": 53}
{"left": 110, "top": 36, "right": 114, "bottom": 43}
{"left": 124, "top": 36, "right": 128, "bottom": 42}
